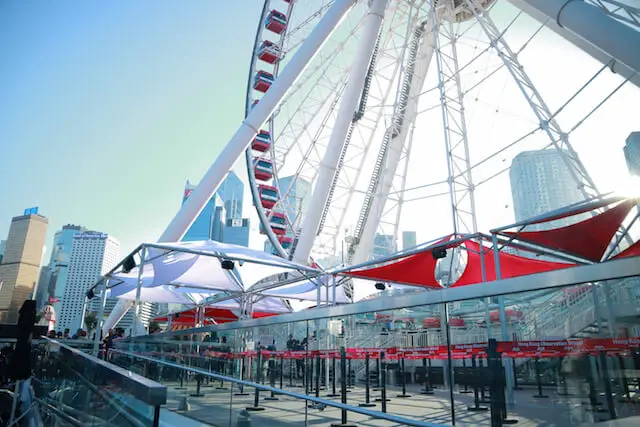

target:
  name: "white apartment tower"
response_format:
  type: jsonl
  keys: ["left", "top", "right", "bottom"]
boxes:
{"left": 509, "top": 149, "right": 586, "bottom": 230}
{"left": 58, "top": 232, "right": 120, "bottom": 333}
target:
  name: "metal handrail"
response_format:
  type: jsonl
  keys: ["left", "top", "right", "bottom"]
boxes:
{"left": 41, "top": 337, "right": 167, "bottom": 407}
{"left": 112, "top": 349, "right": 451, "bottom": 427}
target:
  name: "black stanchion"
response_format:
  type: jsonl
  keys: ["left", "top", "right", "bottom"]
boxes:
{"left": 618, "top": 355, "right": 631, "bottom": 402}
{"left": 327, "top": 356, "right": 340, "bottom": 397}
{"left": 421, "top": 358, "right": 434, "bottom": 395}
{"left": 315, "top": 354, "right": 321, "bottom": 398}
{"left": 246, "top": 349, "right": 265, "bottom": 411}
{"left": 632, "top": 350, "right": 640, "bottom": 392}
{"left": 359, "top": 354, "right": 376, "bottom": 407}
{"left": 202, "top": 358, "right": 213, "bottom": 387}
{"left": 373, "top": 358, "right": 381, "bottom": 391}
{"left": 265, "top": 355, "right": 279, "bottom": 401}
{"left": 347, "top": 358, "right": 353, "bottom": 389}
{"left": 598, "top": 351, "right": 617, "bottom": 420}
{"left": 532, "top": 357, "right": 549, "bottom": 398}
{"left": 377, "top": 352, "right": 388, "bottom": 412}
{"left": 175, "top": 369, "right": 186, "bottom": 390}
{"left": 330, "top": 346, "right": 356, "bottom": 427}
{"left": 512, "top": 358, "right": 521, "bottom": 390}
{"left": 397, "top": 356, "right": 412, "bottom": 398}
{"left": 479, "top": 357, "right": 491, "bottom": 403}
{"left": 288, "top": 355, "right": 294, "bottom": 387}
{"left": 234, "top": 356, "right": 250, "bottom": 396}
{"left": 305, "top": 355, "right": 312, "bottom": 395}
{"left": 460, "top": 357, "right": 472, "bottom": 393}
{"left": 583, "top": 354, "right": 607, "bottom": 413}
{"left": 279, "top": 356, "right": 284, "bottom": 390}
{"left": 190, "top": 375, "right": 205, "bottom": 397}
{"left": 216, "top": 357, "right": 228, "bottom": 390}
{"left": 486, "top": 339, "right": 518, "bottom": 426}
{"left": 467, "top": 355, "right": 488, "bottom": 412}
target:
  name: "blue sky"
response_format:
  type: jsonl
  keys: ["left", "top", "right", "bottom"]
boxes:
{"left": 1, "top": 1, "right": 638, "bottom": 263}
{"left": 0, "top": 0, "right": 263, "bottom": 257}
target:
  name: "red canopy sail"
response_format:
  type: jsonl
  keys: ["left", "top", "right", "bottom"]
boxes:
{"left": 452, "top": 241, "right": 575, "bottom": 287}
{"left": 503, "top": 200, "right": 636, "bottom": 262}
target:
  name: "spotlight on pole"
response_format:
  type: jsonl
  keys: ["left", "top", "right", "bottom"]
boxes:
{"left": 122, "top": 255, "right": 136, "bottom": 273}
{"left": 431, "top": 247, "right": 447, "bottom": 260}
{"left": 221, "top": 259, "right": 235, "bottom": 270}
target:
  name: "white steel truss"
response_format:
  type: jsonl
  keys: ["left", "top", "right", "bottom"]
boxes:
{"left": 433, "top": 1, "right": 478, "bottom": 235}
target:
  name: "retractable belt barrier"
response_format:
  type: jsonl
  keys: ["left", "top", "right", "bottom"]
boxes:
{"left": 128, "top": 337, "right": 640, "bottom": 362}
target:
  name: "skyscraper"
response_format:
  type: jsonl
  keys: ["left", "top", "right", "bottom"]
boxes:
{"left": 182, "top": 172, "right": 250, "bottom": 246}
{"left": 623, "top": 132, "right": 640, "bottom": 176}
{"left": 402, "top": 231, "right": 417, "bottom": 250}
{"left": 0, "top": 212, "right": 49, "bottom": 323}
{"left": 509, "top": 149, "right": 585, "bottom": 230}
{"left": 373, "top": 233, "right": 396, "bottom": 259}
{"left": 0, "top": 240, "right": 5, "bottom": 264}
{"left": 217, "top": 171, "right": 244, "bottom": 221}
{"left": 263, "top": 176, "right": 311, "bottom": 255}
{"left": 277, "top": 176, "right": 311, "bottom": 231}
{"left": 224, "top": 218, "right": 251, "bottom": 246}
{"left": 58, "top": 232, "right": 120, "bottom": 333}
{"left": 47, "top": 224, "right": 87, "bottom": 317}
{"left": 182, "top": 188, "right": 226, "bottom": 242}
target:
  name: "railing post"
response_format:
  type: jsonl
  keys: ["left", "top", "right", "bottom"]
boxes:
{"left": 246, "top": 349, "right": 265, "bottom": 411}
{"left": 359, "top": 354, "right": 376, "bottom": 407}
{"left": 396, "top": 356, "right": 411, "bottom": 398}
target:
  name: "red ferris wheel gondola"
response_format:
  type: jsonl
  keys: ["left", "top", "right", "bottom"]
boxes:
{"left": 265, "top": 10, "right": 287, "bottom": 34}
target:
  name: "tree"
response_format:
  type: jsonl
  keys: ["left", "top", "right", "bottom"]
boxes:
{"left": 84, "top": 311, "right": 98, "bottom": 335}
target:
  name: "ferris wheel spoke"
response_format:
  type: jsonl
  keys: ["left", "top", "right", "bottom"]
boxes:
{"left": 465, "top": 0, "right": 601, "bottom": 201}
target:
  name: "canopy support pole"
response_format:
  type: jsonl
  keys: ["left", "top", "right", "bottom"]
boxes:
{"left": 133, "top": 247, "right": 147, "bottom": 336}
{"left": 492, "top": 234, "right": 515, "bottom": 407}
{"left": 332, "top": 275, "right": 337, "bottom": 306}
{"left": 92, "top": 278, "right": 109, "bottom": 357}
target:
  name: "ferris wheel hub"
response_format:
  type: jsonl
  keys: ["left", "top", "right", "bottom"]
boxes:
{"left": 435, "top": 0, "right": 497, "bottom": 23}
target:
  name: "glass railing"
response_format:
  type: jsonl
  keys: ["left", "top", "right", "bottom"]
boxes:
{"left": 32, "top": 337, "right": 167, "bottom": 426}
{"left": 115, "top": 258, "right": 640, "bottom": 426}
{"left": 109, "top": 347, "right": 448, "bottom": 427}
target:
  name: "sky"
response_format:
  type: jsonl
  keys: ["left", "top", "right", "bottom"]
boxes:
{"left": 0, "top": 0, "right": 263, "bottom": 258}
{"left": 0, "top": 1, "right": 638, "bottom": 264}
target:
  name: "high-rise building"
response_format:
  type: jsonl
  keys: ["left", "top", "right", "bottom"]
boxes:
{"left": 0, "top": 240, "right": 6, "bottom": 264}
{"left": 373, "top": 233, "right": 396, "bottom": 259}
{"left": 623, "top": 132, "right": 640, "bottom": 176}
{"left": 183, "top": 173, "right": 250, "bottom": 246}
{"left": 224, "top": 218, "right": 250, "bottom": 246}
{"left": 402, "top": 231, "right": 417, "bottom": 250}
{"left": 263, "top": 175, "right": 311, "bottom": 254}
{"left": 58, "top": 232, "right": 120, "bottom": 333}
{"left": 277, "top": 176, "right": 311, "bottom": 232}
{"left": 47, "top": 225, "right": 87, "bottom": 317}
{"left": 509, "top": 149, "right": 585, "bottom": 230}
{"left": 0, "top": 212, "right": 49, "bottom": 323}
{"left": 182, "top": 189, "right": 226, "bottom": 242}
{"left": 217, "top": 171, "right": 244, "bottom": 221}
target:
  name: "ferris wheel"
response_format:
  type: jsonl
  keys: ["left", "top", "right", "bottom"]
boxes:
{"left": 163, "top": 0, "right": 639, "bottom": 267}
{"left": 240, "top": 0, "right": 640, "bottom": 267}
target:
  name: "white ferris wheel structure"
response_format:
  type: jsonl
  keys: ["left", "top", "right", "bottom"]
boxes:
{"left": 160, "top": 0, "right": 640, "bottom": 271}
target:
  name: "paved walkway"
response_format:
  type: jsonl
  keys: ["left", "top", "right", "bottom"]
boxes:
{"left": 159, "top": 378, "right": 640, "bottom": 426}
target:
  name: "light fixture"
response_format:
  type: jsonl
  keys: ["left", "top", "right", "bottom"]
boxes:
{"left": 432, "top": 247, "right": 447, "bottom": 260}
{"left": 122, "top": 255, "right": 136, "bottom": 273}
{"left": 221, "top": 259, "right": 235, "bottom": 270}
{"left": 374, "top": 282, "right": 386, "bottom": 291}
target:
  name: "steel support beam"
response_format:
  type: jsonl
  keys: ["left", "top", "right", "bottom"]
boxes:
{"left": 509, "top": 0, "right": 640, "bottom": 88}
